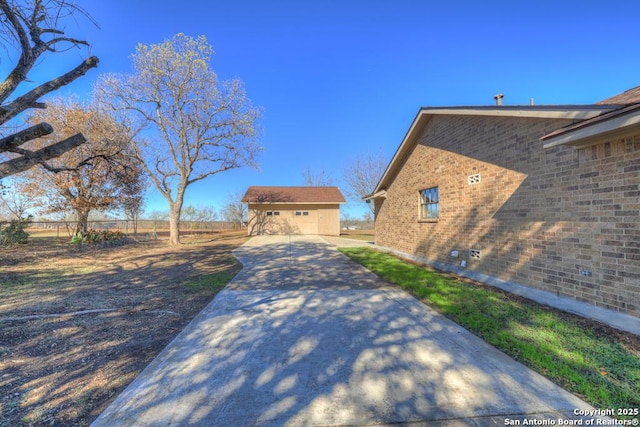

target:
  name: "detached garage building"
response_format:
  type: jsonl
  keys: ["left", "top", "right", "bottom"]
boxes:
{"left": 242, "top": 186, "right": 346, "bottom": 236}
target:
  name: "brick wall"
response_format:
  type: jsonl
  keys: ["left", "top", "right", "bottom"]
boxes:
{"left": 375, "top": 114, "right": 640, "bottom": 317}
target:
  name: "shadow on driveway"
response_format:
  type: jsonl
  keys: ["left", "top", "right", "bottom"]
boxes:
{"left": 92, "top": 235, "right": 606, "bottom": 426}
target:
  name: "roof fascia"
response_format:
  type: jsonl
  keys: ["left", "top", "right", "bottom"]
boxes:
{"left": 373, "top": 109, "right": 430, "bottom": 197}
{"left": 247, "top": 201, "right": 346, "bottom": 205}
{"left": 419, "top": 105, "right": 615, "bottom": 119}
{"left": 362, "top": 190, "right": 387, "bottom": 201}
{"left": 541, "top": 105, "right": 640, "bottom": 148}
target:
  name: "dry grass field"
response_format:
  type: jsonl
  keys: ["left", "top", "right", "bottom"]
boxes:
{"left": 0, "top": 230, "right": 248, "bottom": 426}
{"left": 339, "top": 229, "right": 375, "bottom": 242}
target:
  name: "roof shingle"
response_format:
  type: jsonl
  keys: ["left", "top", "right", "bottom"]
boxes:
{"left": 242, "top": 186, "right": 346, "bottom": 204}
{"left": 597, "top": 85, "right": 640, "bottom": 105}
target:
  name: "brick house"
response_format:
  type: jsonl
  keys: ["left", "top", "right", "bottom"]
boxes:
{"left": 242, "top": 186, "right": 345, "bottom": 236}
{"left": 367, "top": 87, "right": 640, "bottom": 318}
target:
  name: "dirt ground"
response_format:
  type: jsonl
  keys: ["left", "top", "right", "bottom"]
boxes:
{"left": 0, "top": 230, "right": 248, "bottom": 427}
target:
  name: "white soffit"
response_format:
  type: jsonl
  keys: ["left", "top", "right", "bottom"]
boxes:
{"left": 542, "top": 109, "right": 640, "bottom": 148}
{"left": 421, "top": 107, "right": 614, "bottom": 120}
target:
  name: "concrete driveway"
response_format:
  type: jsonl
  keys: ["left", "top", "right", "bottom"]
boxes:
{"left": 92, "top": 235, "right": 606, "bottom": 426}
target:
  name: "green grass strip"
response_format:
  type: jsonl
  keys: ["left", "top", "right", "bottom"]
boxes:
{"left": 340, "top": 247, "right": 640, "bottom": 414}
{"left": 182, "top": 271, "right": 237, "bottom": 296}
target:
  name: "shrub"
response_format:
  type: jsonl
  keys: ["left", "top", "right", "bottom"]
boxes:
{"left": 1, "top": 216, "right": 32, "bottom": 247}
{"left": 71, "top": 229, "right": 127, "bottom": 246}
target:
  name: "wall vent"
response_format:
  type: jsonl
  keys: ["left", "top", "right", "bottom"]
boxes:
{"left": 468, "top": 173, "right": 481, "bottom": 185}
{"left": 469, "top": 249, "right": 481, "bottom": 259}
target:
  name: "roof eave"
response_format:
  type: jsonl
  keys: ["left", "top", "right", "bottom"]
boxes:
{"left": 541, "top": 106, "right": 640, "bottom": 148}
{"left": 246, "top": 201, "right": 346, "bottom": 205}
{"left": 362, "top": 190, "right": 387, "bottom": 201}
{"left": 418, "top": 105, "right": 615, "bottom": 119}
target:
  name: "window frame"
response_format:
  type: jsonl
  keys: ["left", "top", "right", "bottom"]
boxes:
{"left": 419, "top": 186, "right": 439, "bottom": 222}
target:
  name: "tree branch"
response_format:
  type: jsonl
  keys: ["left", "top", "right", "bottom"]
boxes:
{"left": 0, "top": 3, "right": 32, "bottom": 103}
{"left": 43, "top": 36, "right": 90, "bottom": 52}
{"left": 0, "top": 56, "right": 99, "bottom": 125}
{"left": 0, "top": 133, "right": 86, "bottom": 179}
{"left": 0, "top": 122, "right": 54, "bottom": 152}
{"left": 0, "top": 308, "right": 120, "bottom": 323}
{"left": 0, "top": 2, "right": 30, "bottom": 51}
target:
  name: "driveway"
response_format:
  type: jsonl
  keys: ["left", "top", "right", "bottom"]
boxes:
{"left": 92, "top": 235, "right": 605, "bottom": 426}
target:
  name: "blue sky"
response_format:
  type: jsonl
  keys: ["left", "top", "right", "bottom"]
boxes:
{"left": 9, "top": 0, "right": 640, "bottom": 219}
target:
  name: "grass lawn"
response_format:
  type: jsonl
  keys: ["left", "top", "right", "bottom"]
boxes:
{"left": 339, "top": 247, "right": 640, "bottom": 417}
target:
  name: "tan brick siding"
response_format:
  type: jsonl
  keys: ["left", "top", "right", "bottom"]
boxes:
{"left": 376, "top": 115, "right": 640, "bottom": 317}
{"left": 247, "top": 204, "right": 341, "bottom": 236}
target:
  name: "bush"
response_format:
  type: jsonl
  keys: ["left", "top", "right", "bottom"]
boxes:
{"left": 1, "top": 216, "right": 32, "bottom": 247}
{"left": 71, "top": 229, "right": 127, "bottom": 246}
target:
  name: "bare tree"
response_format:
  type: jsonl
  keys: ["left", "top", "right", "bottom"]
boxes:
{"left": 0, "top": 0, "right": 99, "bottom": 178}
{"left": 362, "top": 210, "right": 374, "bottom": 228}
{"left": 20, "top": 98, "right": 145, "bottom": 234}
{"left": 0, "top": 177, "right": 33, "bottom": 219}
{"left": 221, "top": 191, "right": 247, "bottom": 229}
{"left": 302, "top": 166, "right": 334, "bottom": 186}
{"left": 96, "top": 33, "right": 261, "bottom": 245}
{"left": 343, "top": 152, "right": 387, "bottom": 214}
{"left": 119, "top": 179, "right": 146, "bottom": 235}
{"left": 189, "top": 206, "right": 218, "bottom": 222}
{"left": 182, "top": 205, "right": 218, "bottom": 229}
{"left": 341, "top": 211, "right": 353, "bottom": 230}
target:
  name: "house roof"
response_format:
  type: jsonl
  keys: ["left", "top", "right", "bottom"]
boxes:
{"left": 540, "top": 85, "right": 640, "bottom": 147}
{"left": 541, "top": 103, "right": 640, "bottom": 148}
{"left": 596, "top": 85, "right": 640, "bottom": 105}
{"left": 242, "top": 186, "right": 346, "bottom": 204}
{"left": 365, "top": 86, "right": 640, "bottom": 201}
{"left": 365, "top": 105, "right": 616, "bottom": 200}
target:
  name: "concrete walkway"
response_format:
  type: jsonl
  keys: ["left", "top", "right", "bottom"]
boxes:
{"left": 92, "top": 235, "right": 607, "bottom": 427}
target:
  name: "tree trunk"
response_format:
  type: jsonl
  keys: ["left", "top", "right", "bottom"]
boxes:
{"left": 168, "top": 200, "right": 183, "bottom": 245}
{"left": 75, "top": 209, "right": 89, "bottom": 235}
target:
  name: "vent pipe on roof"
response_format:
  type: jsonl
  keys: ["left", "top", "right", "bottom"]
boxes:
{"left": 530, "top": 98, "right": 535, "bottom": 105}
{"left": 494, "top": 93, "right": 504, "bottom": 106}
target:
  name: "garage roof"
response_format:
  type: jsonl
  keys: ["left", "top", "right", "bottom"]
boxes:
{"left": 242, "top": 186, "right": 346, "bottom": 204}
